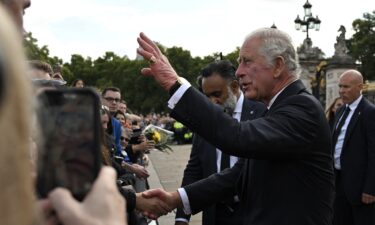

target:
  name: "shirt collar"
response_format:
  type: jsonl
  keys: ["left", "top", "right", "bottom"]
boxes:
{"left": 347, "top": 95, "right": 362, "bottom": 111}
{"left": 233, "top": 92, "right": 244, "bottom": 114}
{"left": 267, "top": 80, "right": 298, "bottom": 109}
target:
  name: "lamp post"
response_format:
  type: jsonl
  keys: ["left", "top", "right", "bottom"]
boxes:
{"left": 294, "top": 0, "right": 321, "bottom": 40}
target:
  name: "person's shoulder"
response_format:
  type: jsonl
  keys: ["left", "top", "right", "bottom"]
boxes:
{"left": 112, "top": 117, "right": 121, "bottom": 127}
{"left": 276, "top": 93, "right": 324, "bottom": 115}
{"left": 244, "top": 98, "right": 266, "bottom": 110}
{"left": 362, "top": 97, "right": 375, "bottom": 109}
{"left": 360, "top": 98, "right": 375, "bottom": 119}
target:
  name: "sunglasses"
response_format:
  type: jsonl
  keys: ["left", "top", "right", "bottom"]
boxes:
{"left": 103, "top": 97, "right": 121, "bottom": 103}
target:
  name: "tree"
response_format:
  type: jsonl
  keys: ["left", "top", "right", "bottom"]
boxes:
{"left": 23, "top": 32, "right": 72, "bottom": 82}
{"left": 64, "top": 54, "right": 94, "bottom": 86}
{"left": 224, "top": 47, "right": 240, "bottom": 66}
{"left": 23, "top": 32, "right": 63, "bottom": 67}
{"left": 23, "top": 31, "right": 244, "bottom": 113}
{"left": 348, "top": 11, "right": 375, "bottom": 81}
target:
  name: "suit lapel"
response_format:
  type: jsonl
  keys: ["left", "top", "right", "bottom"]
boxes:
{"left": 343, "top": 98, "right": 365, "bottom": 146}
{"left": 268, "top": 80, "right": 307, "bottom": 114}
{"left": 241, "top": 98, "right": 254, "bottom": 121}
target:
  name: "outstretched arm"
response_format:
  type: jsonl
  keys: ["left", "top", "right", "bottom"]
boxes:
{"left": 137, "top": 188, "right": 182, "bottom": 219}
{"left": 137, "top": 32, "right": 178, "bottom": 91}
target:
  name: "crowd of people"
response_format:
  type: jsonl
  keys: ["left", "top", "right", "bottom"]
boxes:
{"left": 0, "top": 0, "right": 374, "bottom": 225}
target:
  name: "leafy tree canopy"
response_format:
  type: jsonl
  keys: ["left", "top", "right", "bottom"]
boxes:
{"left": 23, "top": 32, "right": 242, "bottom": 113}
{"left": 347, "top": 11, "right": 375, "bottom": 81}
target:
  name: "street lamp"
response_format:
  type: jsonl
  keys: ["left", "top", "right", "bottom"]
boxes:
{"left": 294, "top": 0, "right": 321, "bottom": 39}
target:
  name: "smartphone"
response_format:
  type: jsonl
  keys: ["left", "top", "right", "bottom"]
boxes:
{"left": 35, "top": 88, "right": 102, "bottom": 201}
{"left": 129, "top": 128, "right": 142, "bottom": 144}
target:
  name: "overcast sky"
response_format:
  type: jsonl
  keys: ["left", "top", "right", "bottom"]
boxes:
{"left": 24, "top": 0, "right": 375, "bottom": 62}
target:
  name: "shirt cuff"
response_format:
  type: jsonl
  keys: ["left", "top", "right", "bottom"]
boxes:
{"left": 175, "top": 218, "right": 189, "bottom": 223}
{"left": 177, "top": 188, "right": 192, "bottom": 215}
{"left": 168, "top": 82, "right": 191, "bottom": 109}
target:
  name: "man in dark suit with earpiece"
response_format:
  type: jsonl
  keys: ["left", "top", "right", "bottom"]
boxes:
{"left": 332, "top": 69, "right": 375, "bottom": 225}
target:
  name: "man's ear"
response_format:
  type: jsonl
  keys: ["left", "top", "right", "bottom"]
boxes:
{"left": 273, "top": 56, "right": 285, "bottom": 79}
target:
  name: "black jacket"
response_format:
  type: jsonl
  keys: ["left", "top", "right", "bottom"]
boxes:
{"left": 175, "top": 98, "right": 266, "bottom": 225}
{"left": 333, "top": 97, "right": 375, "bottom": 204}
{"left": 171, "top": 80, "right": 334, "bottom": 225}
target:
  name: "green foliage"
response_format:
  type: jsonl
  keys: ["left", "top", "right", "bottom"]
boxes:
{"left": 347, "top": 11, "right": 375, "bottom": 81}
{"left": 23, "top": 32, "right": 63, "bottom": 67}
{"left": 23, "top": 32, "right": 241, "bottom": 113}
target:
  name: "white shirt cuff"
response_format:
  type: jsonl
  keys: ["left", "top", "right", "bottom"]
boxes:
{"left": 175, "top": 218, "right": 189, "bottom": 223}
{"left": 177, "top": 188, "right": 192, "bottom": 215}
{"left": 168, "top": 82, "right": 191, "bottom": 109}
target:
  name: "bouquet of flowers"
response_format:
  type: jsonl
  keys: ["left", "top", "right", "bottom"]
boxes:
{"left": 143, "top": 124, "right": 174, "bottom": 153}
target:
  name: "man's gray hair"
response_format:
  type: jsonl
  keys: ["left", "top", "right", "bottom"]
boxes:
{"left": 246, "top": 28, "right": 300, "bottom": 78}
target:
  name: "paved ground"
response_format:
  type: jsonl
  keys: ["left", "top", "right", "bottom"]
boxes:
{"left": 147, "top": 144, "right": 202, "bottom": 225}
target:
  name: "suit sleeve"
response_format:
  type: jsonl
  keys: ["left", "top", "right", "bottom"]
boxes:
{"left": 184, "top": 159, "right": 244, "bottom": 215}
{"left": 171, "top": 87, "right": 328, "bottom": 160}
{"left": 363, "top": 104, "right": 375, "bottom": 195}
{"left": 175, "top": 135, "right": 203, "bottom": 221}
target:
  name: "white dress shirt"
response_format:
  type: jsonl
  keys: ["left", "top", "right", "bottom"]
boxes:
{"left": 216, "top": 92, "right": 243, "bottom": 172}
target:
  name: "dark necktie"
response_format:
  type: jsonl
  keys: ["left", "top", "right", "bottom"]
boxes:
{"left": 220, "top": 152, "right": 230, "bottom": 171}
{"left": 332, "top": 106, "right": 351, "bottom": 146}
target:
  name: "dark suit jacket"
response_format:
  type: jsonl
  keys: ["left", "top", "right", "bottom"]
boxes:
{"left": 175, "top": 98, "right": 266, "bottom": 225}
{"left": 171, "top": 80, "right": 334, "bottom": 225}
{"left": 333, "top": 97, "right": 375, "bottom": 204}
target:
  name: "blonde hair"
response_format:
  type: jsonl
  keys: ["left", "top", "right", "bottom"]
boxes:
{"left": 0, "top": 5, "right": 36, "bottom": 225}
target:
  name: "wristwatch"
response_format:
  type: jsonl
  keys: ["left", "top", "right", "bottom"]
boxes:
{"left": 169, "top": 76, "right": 188, "bottom": 96}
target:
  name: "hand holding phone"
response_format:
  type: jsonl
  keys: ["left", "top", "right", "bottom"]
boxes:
{"left": 36, "top": 88, "right": 102, "bottom": 200}
{"left": 48, "top": 167, "right": 126, "bottom": 225}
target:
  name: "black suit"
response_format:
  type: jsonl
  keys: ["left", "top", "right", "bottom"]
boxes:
{"left": 171, "top": 80, "right": 334, "bottom": 225}
{"left": 333, "top": 97, "right": 375, "bottom": 225}
{"left": 175, "top": 98, "right": 266, "bottom": 225}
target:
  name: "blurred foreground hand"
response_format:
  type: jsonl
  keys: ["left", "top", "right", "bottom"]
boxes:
{"left": 46, "top": 167, "right": 126, "bottom": 225}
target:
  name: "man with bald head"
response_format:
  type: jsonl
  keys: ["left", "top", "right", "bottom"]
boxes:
{"left": 333, "top": 69, "right": 375, "bottom": 225}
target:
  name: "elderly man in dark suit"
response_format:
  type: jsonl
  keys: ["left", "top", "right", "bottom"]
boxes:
{"left": 175, "top": 60, "right": 266, "bottom": 225}
{"left": 333, "top": 70, "right": 375, "bottom": 225}
{"left": 136, "top": 28, "right": 334, "bottom": 225}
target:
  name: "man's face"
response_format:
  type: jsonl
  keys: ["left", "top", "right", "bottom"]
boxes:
{"left": 102, "top": 90, "right": 121, "bottom": 113}
{"left": 2, "top": 0, "right": 31, "bottom": 35}
{"left": 338, "top": 73, "right": 362, "bottom": 104}
{"left": 202, "top": 73, "right": 237, "bottom": 111}
{"left": 236, "top": 38, "right": 275, "bottom": 103}
{"left": 118, "top": 102, "right": 127, "bottom": 114}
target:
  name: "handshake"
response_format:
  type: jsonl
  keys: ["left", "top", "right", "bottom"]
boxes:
{"left": 135, "top": 188, "right": 183, "bottom": 219}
